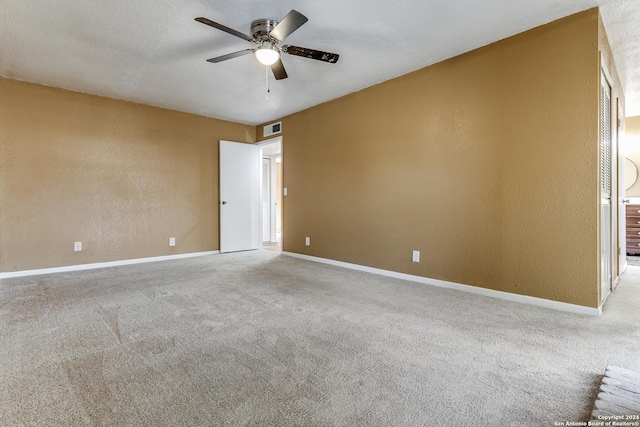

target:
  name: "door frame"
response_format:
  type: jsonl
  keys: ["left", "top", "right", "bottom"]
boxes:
{"left": 261, "top": 157, "right": 273, "bottom": 242}
{"left": 616, "top": 97, "right": 626, "bottom": 280}
{"left": 599, "top": 66, "right": 612, "bottom": 305}
{"left": 258, "top": 136, "right": 283, "bottom": 251}
{"left": 599, "top": 63, "right": 618, "bottom": 306}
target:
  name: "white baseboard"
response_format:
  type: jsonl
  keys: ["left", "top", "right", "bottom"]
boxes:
{"left": 282, "top": 252, "right": 602, "bottom": 317}
{"left": 0, "top": 251, "right": 220, "bottom": 279}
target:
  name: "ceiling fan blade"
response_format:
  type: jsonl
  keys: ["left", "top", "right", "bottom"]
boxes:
{"left": 195, "top": 17, "right": 253, "bottom": 42}
{"left": 282, "top": 45, "right": 339, "bottom": 63}
{"left": 206, "top": 49, "right": 254, "bottom": 63}
{"left": 271, "top": 58, "right": 288, "bottom": 80}
{"left": 269, "top": 10, "right": 308, "bottom": 42}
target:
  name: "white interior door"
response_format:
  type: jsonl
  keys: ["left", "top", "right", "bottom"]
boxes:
{"left": 219, "top": 140, "right": 260, "bottom": 253}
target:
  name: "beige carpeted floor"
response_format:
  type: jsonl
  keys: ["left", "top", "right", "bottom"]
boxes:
{"left": 1, "top": 250, "right": 639, "bottom": 426}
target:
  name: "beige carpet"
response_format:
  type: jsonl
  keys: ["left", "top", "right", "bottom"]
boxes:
{"left": 1, "top": 250, "right": 639, "bottom": 426}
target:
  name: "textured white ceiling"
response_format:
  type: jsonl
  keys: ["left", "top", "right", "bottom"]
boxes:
{"left": 1, "top": 0, "right": 639, "bottom": 125}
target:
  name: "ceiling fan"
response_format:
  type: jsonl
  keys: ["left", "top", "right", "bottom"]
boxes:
{"left": 195, "top": 10, "right": 339, "bottom": 80}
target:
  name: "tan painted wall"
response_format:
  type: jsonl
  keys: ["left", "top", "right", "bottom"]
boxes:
{"left": 628, "top": 117, "right": 640, "bottom": 137}
{"left": 0, "top": 78, "right": 255, "bottom": 271}
{"left": 273, "top": 9, "right": 609, "bottom": 307}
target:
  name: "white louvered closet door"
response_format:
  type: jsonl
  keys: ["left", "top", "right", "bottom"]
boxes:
{"left": 600, "top": 69, "right": 613, "bottom": 304}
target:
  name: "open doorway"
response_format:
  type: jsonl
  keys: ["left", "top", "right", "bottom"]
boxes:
{"left": 259, "top": 137, "right": 282, "bottom": 252}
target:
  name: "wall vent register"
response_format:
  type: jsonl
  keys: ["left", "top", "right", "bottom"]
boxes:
{"left": 263, "top": 121, "right": 282, "bottom": 137}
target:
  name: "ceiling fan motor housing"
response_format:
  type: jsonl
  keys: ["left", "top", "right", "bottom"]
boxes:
{"left": 251, "top": 19, "right": 279, "bottom": 42}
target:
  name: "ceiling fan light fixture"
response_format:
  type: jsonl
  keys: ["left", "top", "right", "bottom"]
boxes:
{"left": 255, "top": 45, "right": 280, "bottom": 66}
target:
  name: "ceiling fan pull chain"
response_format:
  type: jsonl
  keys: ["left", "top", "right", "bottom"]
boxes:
{"left": 265, "top": 65, "right": 271, "bottom": 100}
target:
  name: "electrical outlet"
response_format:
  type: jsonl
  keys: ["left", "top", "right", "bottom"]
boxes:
{"left": 412, "top": 250, "right": 420, "bottom": 263}
{"left": 74, "top": 241, "right": 82, "bottom": 252}
{"left": 305, "top": 237, "right": 310, "bottom": 246}
{"left": 169, "top": 237, "right": 176, "bottom": 247}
